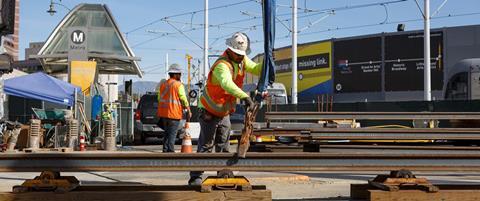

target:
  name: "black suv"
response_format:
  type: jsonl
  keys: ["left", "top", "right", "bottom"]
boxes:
{"left": 133, "top": 93, "right": 163, "bottom": 144}
{"left": 134, "top": 92, "right": 186, "bottom": 145}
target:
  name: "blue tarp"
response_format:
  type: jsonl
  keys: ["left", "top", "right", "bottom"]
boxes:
{"left": 256, "top": 0, "right": 276, "bottom": 102}
{"left": 4, "top": 72, "right": 80, "bottom": 106}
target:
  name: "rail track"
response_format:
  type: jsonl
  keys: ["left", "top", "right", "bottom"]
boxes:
{"left": 1, "top": 152, "right": 480, "bottom": 172}
{"left": 265, "top": 111, "right": 480, "bottom": 121}
{"left": 250, "top": 128, "right": 480, "bottom": 140}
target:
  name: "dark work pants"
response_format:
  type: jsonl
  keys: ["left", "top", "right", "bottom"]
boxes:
{"left": 162, "top": 118, "right": 181, "bottom": 153}
{"left": 190, "top": 109, "right": 231, "bottom": 179}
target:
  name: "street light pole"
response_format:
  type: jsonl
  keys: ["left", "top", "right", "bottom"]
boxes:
{"left": 203, "top": 0, "right": 209, "bottom": 82}
{"left": 424, "top": 0, "right": 431, "bottom": 101}
{"left": 291, "top": 0, "right": 298, "bottom": 104}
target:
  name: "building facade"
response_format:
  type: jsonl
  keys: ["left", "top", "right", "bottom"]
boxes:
{"left": 2, "top": 0, "right": 19, "bottom": 61}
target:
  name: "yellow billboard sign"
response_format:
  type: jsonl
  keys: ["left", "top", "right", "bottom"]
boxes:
{"left": 70, "top": 61, "right": 97, "bottom": 95}
{"left": 274, "top": 41, "right": 332, "bottom": 96}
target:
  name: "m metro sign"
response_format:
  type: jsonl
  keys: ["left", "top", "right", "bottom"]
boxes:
{"left": 71, "top": 30, "right": 85, "bottom": 44}
{"left": 67, "top": 27, "right": 88, "bottom": 62}
{"left": 68, "top": 27, "right": 88, "bottom": 74}
{"left": 68, "top": 27, "right": 87, "bottom": 51}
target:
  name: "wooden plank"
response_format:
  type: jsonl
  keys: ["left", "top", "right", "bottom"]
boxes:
{"left": 0, "top": 189, "right": 272, "bottom": 201}
{"left": 369, "top": 189, "right": 480, "bottom": 201}
{"left": 350, "top": 183, "right": 370, "bottom": 200}
{"left": 351, "top": 184, "right": 480, "bottom": 200}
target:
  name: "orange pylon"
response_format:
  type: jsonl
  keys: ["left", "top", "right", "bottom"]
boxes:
{"left": 181, "top": 123, "right": 192, "bottom": 153}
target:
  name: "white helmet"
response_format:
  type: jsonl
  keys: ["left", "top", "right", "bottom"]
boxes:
{"left": 167, "top": 63, "right": 182, "bottom": 74}
{"left": 225, "top": 32, "right": 251, "bottom": 56}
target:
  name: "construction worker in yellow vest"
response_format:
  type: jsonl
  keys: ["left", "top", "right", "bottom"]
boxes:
{"left": 157, "top": 64, "right": 192, "bottom": 153}
{"left": 189, "top": 32, "right": 262, "bottom": 185}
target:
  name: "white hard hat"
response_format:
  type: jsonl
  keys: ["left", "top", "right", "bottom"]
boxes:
{"left": 225, "top": 32, "right": 251, "bottom": 56}
{"left": 167, "top": 63, "right": 182, "bottom": 74}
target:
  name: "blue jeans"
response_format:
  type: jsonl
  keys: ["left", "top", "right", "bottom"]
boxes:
{"left": 161, "top": 118, "right": 180, "bottom": 153}
{"left": 190, "top": 109, "right": 231, "bottom": 179}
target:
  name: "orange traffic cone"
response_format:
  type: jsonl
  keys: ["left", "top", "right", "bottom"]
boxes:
{"left": 181, "top": 123, "right": 192, "bottom": 153}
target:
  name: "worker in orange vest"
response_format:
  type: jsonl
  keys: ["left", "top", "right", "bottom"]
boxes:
{"left": 157, "top": 64, "right": 192, "bottom": 153}
{"left": 189, "top": 32, "right": 262, "bottom": 185}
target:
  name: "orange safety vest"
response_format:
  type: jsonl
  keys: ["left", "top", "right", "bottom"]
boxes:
{"left": 157, "top": 78, "right": 183, "bottom": 120}
{"left": 200, "top": 56, "right": 245, "bottom": 117}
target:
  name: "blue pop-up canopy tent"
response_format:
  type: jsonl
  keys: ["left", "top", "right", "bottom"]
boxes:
{"left": 4, "top": 72, "right": 80, "bottom": 107}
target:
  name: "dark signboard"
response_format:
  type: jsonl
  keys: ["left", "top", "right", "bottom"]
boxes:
{"left": 333, "top": 37, "right": 382, "bottom": 93}
{"left": 385, "top": 31, "right": 444, "bottom": 91}
{"left": 275, "top": 53, "right": 329, "bottom": 73}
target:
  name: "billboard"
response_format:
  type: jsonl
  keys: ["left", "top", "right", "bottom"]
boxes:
{"left": 70, "top": 60, "right": 97, "bottom": 95}
{"left": 384, "top": 31, "right": 443, "bottom": 91}
{"left": 273, "top": 41, "right": 332, "bottom": 99}
{"left": 333, "top": 37, "right": 382, "bottom": 93}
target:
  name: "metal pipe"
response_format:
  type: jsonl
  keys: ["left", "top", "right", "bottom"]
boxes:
{"left": 424, "top": 0, "right": 431, "bottom": 101}
{"left": 329, "top": 96, "right": 333, "bottom": 112}
{"left": 321, "top": 95, "right": 324, "bottom": 112}
{"left": 317, "top": 95, "right": 320, "bottom": 112}
{"left": 291, "top": 0, "right": 298, "bottom": 104}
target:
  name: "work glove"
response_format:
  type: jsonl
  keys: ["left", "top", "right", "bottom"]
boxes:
{"left": 241, "top": 97, "right": 254, "bottom": 109}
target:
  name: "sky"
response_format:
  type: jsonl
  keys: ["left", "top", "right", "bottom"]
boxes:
{"left": 19, "top": 0, "right": 480, "bottom": 83}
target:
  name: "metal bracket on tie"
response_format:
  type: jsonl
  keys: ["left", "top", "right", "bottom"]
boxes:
{"left": 200, "top": 169, "right": 252, "bottom": 193}
{"left": 13, "top": 171, "right": 80, "bottom": 193}
{"left": 368, "top": 170, "right": 439, "bottom": 192}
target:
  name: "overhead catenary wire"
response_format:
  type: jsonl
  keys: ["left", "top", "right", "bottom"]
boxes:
{"left": 134, "top": 47, "right": 224, "bottom": 53}
{"left": 130, "top": 0, "right": 470, "bottom": 76}
{"left": 166, "top": 21, "right": 204, "bottom": 49}
{"left": 247, "top": 11, "right": 480, "bottom": 46}
{"left": 125, "top": 0, "right": 255, "bottom": 35}
{"left": 208, "top": 0, "right": 407, "bottom": 46}
{"left": 301, "top": 11, "right": 480, "bottom": 36}
{"left": 432, "top": 0, "right": 448, "bottom": 17}
{"left": 131, "top": 0, "right": 406, "bottom": 49}
{"left": 163, "top": 18, "right": 253, "bottom": 30}
{"left": 248, "top": 11, "right": 480, "bottom": 45}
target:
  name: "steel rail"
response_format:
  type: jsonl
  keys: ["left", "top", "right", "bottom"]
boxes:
{"left": 1, "top": 152, "right": 480, "bottom": 172}
{"left": 265, "top": 112, "right": 480, "bottom": 120}
{"left": 318, "top": 145, "right": 480, "bottom": 150}
{"left": 253, "top": 128, "right": 480, "bottom": 140}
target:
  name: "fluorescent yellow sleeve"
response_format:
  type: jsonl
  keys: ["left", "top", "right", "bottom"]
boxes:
{"left": 213, "top": 63, "right": 249, "bottom": 99}
{"left": 177, "top": 84, "right": 189, "bottom": 107}
{"left": 244, "top": 56, "right": 262, "bottom": 76}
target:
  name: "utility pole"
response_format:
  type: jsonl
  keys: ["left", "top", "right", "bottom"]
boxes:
{"left": 186, "top": 54, "right": 193, "bottom": 94}
{"left": 291, "top": 0, "right": 298, "bottom": 104}
{"left": 165, "top": 53, "right": 169, "bottom": 79}
{"left": 424, "top": 0, "right": 431, "bottom": 101}
{"left": 203, "top": 0, "right": 209, "bottom": 82}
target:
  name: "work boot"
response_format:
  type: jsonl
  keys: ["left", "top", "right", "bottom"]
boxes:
{"left": 188, "top": 176, "right": 203, "bottom": 186}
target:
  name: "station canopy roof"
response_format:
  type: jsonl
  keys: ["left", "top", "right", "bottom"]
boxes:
{"left": 34, "top": 4, "right": 143, "bottom": 77}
